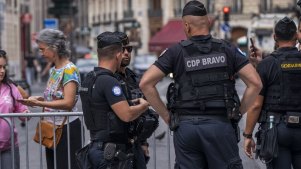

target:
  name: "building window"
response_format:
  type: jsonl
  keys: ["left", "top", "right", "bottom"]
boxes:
{"left": 174, "top": 0, "right": 185, "bottom": 17}
{"left": 260, "top": 0, "right": 272, "bottom": 13}
{"left": 149, "top": 0, "right": 161, "bottom": 10}
{"left": 232, "top": 0, "right": 242, "bottom": 13}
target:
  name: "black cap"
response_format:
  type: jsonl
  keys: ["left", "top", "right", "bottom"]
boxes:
{"left": 182, "top": 1, "right": 207, "bottom": 17}
{"left": 113, "top": 31, "right": 129, "bottom": 46}
{"left": 96, "top": 31, "right": 122, "bottom": 49}
{"left": 275, "top": 17, "right": 297, "bottom": 41}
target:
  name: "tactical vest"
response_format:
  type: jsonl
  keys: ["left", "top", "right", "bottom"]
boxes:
{"left": 115, "top": 68, "right": 143, "bottom": 101}
{"left": 79, "top": 70, "right": 128, "bottom": 142}
{"left": 263, "top": 50, "right": 301, "bottom": 112}
{"left": 174, "top": 38, "right": 238, "bottom": 114}
{"left": 115, "top": 68, "right": 159, "bottom": 141}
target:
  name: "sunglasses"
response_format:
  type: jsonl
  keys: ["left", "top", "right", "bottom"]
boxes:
{"left": 122, "top": 46, "right": 133, "bottom": 53}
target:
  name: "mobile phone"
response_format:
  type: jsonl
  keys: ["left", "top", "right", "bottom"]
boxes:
{"left": 250, "top": 38, "right": 255, "bottom": 48}
{"left": 249, "top": 38, "right": 257, "bottom": 57}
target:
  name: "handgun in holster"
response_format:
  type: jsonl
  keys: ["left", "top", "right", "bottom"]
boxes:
{"left": 104, "top": 143, "right": 133, "bottom": 161}
{"left": 226, "top": 94, "right": 242, "bottom": 142}
{"left": 166, "top": 83, "right": 180, "bottom": 131}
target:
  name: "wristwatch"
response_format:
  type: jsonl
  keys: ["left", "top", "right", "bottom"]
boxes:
{"left": 242, "top": 132, "right": 252, "bottom": 139}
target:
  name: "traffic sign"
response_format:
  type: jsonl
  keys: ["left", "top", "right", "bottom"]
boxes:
{"left": 221, "top": 23, "right": 231, "bottom": 32}
{"left": 43, "top": 18, "right": 59, "bottom": 29}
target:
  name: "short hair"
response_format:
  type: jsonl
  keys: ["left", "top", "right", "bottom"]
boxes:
{"left": 274, "top": 17, "right": 297, "bottom": 41}
{"left": 36, "top": 29, "right": 71, "bottom": 58}
{"left": 97, "top": 44, "right": 122, "bottom": 60}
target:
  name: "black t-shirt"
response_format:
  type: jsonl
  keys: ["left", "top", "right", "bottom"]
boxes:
{"left": 92, "top": 67, "right": 126, "bottom": 110}
{"left": 154, "top": 35, "right": 249, "bottom": 81}
{"left": 257, "top": 47, "right": 298, "bottom": 96}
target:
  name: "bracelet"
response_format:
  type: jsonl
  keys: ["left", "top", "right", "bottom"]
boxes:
{"left": 242, "top": 132, "right": 252, "bottom": 139}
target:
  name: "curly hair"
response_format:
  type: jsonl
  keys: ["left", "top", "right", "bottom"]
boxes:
{"left": 36, "top": 29, "right": 71, "bottom": 58}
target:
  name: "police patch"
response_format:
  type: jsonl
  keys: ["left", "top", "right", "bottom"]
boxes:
{"left": 112, "top": 86, "right": 122, "bottom": 96}
{"left": 184, "top": 53, "right": 227, "bottom": 72}
{"left": 236, "top": 48, "right": 246, "bottom": 57}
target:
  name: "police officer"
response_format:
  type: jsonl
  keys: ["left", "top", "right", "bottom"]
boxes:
{"left": 113, "top": 31, "right": 159, "bottom": 169}
{"left": 80, "top": 31, "right": 149, "bottom": 169}
{"left": 244, "top": 17, "right": 301, "bottom": 169}
{"left": 250, "top": 16, "right": 301, "bottom": 67}
{"left": 140, "top": 1, "right": 262, "bottom": 168}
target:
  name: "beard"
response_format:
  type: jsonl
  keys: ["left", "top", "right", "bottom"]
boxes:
{"left": 121, "top": 59, "right": 130, "bottom": 67}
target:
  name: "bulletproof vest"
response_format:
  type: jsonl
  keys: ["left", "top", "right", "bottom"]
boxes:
{"left": 174, "top": 38, "right": 237, "bottom": 113}
{"left": 115, "top": 68, "right": 159, "bottom": 140}
{"left": 263, "top": 50, "right": 301, "bottom": 112}
{"left": 115, "top": 68, "right": 143, "bottom": 101}
{"left": 79, "top": 70, "right": 128, "bottom": 142}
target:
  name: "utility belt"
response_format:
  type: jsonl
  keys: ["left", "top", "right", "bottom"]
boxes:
{"left": 260, "top": 111, "right": 301, "bottom": 128}
{"left": 178, "top": 114, "right": 229, "bottom": 123}
{"left": 90, "top": 130, "right": 129, "bottom": 144}
{"left": 169, "top": 110, "right": 240, "bottom": 142}
{"left": 255, "top": 111, "right": 301, "bottom": 164}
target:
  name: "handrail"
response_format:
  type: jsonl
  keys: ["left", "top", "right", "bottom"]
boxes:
{"left": 0, "top": 112, "right": 83, "bottom": 117}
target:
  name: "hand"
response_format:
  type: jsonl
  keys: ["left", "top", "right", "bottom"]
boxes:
{"left": 141, "top": 145, "right": 149, "bottom": 156}
{"left": 19, "top": 110, "right": 31, "bottom": 121}
{"left": 28, "top": 96, "right": 44, "bottom": 101}
{"left": 137, "top": 98, "right": 149, "bottom": 107}
{"left": 244, "top": 137, "right": 256, "bottom": 159}
{"left": 17, "top": 98, "right": 41, "bottom": 107}
{"left": 249, "top": 46, "right": 263, "bottom": 67}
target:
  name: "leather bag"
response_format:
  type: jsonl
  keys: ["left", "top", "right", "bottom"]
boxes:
{"left": 33, "top": 117, "right": 67, "bottom": 149}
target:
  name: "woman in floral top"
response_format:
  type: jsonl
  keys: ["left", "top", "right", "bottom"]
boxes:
{"left": 19, "top": 29, "right": 82, "bottom": 169}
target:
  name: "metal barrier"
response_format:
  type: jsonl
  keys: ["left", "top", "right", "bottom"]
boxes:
{"left": 0, "top": 112, "right": 174, "bottom": 169}
{"left": 0, "top": 112, "right": 84, "bottom": 169}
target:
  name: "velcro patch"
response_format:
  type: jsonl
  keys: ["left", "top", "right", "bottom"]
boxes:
{"left": 112, "top": 86, "right": 122, "bottom": 96}
{"left": 281, "top": 62, "right": 301, "bottom": 70}
{"left": 184, "top": 53, "right": 227, "bottom": 72}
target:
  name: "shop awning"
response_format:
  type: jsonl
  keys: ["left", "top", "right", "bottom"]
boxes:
{"left": 149, "top": 20, "right": 186, "bottom": 53}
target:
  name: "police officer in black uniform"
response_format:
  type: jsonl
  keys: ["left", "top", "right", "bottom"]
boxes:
{"left": 244, "top": 17, "right": 301, "bottom": 169}
{"left": 140, "top": 1, "right": 262, "bottom": 169}
{"left": 113, "top": 31, "right": 159, "bottom": 169}
{"left": 80, "top": 32, "right": 149, "bottom": 169}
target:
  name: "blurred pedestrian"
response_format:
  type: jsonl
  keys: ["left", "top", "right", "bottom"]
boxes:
{"left": 18, "top": 29, "right": 82, "bottom": 169}
{"left": 0, "top": 49, "right": 30, "bottom": 169}
{"left": 24, "top": 51, "right": 40, "bottom": 86}
{"left": 140, "top": 1, "right": 262, "bottom": 168}
{"left": 244, "top": 17, "right": 301, "bottom": 169}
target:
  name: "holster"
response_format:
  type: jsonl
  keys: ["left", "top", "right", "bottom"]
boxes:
{"left": 103, "top": 143, "right": 134, "bottom": 161}
{"left": 231, "top": 121, "right": 240, "bottom": 143}
{"left": 255, "top": 122, "right": 278, "bottom": 163}
{"left": 75, "top": 143, "right": 93, "bottom": 169}
{"left": 169, "top": 111, "right": 179, "bottom": 131}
